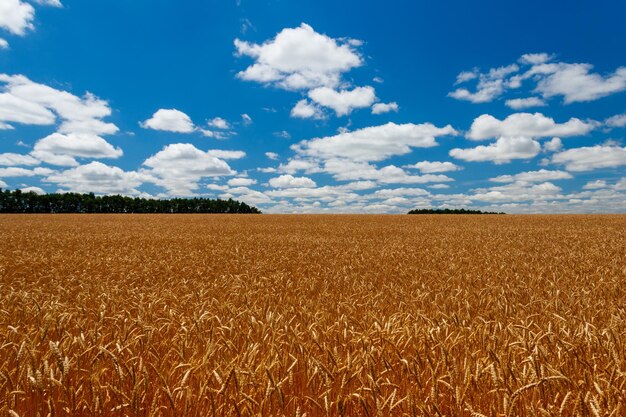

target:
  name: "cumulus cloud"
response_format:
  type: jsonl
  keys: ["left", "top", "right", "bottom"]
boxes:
{"left": 449, "top": 54, "right": 626, "bottom": 105}
{"left": 235, "top": 23, "right": 362, "bottom": 91}
{"left": 227, "top": 177, "right": 257, "bottom": 187}
{"left": 543, "top": 137, "right": 563, "bottom": 152}
{"left": 505, "top": 97, "right": 546, "bottom": 110}
{"left": 142, "top": 143, "right": 236, "bottom": 195}
{"left": 371, "top": 101, "right": 399, "bottom": 114}
{"left": 605, "top": 112, "right": 626, "bottom": 128}
{"left": 0, "top": 152, "right": 39, "bottom": 166}
{"left": 308, "top": 86, "right": 376, "bottom": 116}
{"left": 20, "top": 186, "right": 45, "bottom": 194}
{"left": 450, "top": 137, "right": 541, "bottom": 164}
{"left": 404, "top": 161, "right": 461, "bottom": 173}
{"left": 448, "top": 64, "right": 519, "bottom": 103}
{"left": 208, "top": 117, "right": 230, "bottom": 130}
{"left": 0, "top": 74, "right": 118, "bottom": 135}
{"left": 534, "top": 63, "right": 626, "bottom": 103}
{"left": 467, "top": 113, "right": 595, "bottom": 141}
{"left": 0, "top": 0, "right": 34, "bottom": 36}
{"left": 323, "top": 159, "right": 453, "bottom": 184}
{"left": 551, "top": 145, "right": 626, "bottom": 172}
{"left": 293, "top": 122, "right": 457, "bottom": 162}
{"left": 490, "top": 169, "right": 573, "bottom": 183}
{"left": 0, "top": 166, "right": 52, "bottom": 177}
{"left": 265, "top": 152, "right": 279, "bottom": 160}
{"left": 31, "top": 133, "right": 123, "bottom": 166}
{"left": 269, "top": 174, "right": 317, "bottom": 188}
{"left": 141, "top": 109, "right": 195, "bottom": 133}
{"left": 290, "top": 99, "right": 325, "bottom": 119}
{"left": 0, "top": 38, "right": 8, "bottom": 49}
{"left": 45, "top": 162, "right": 147, "bottom": 195}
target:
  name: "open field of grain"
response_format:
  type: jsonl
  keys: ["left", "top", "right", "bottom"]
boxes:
{"left": 1, "top": 214, "right": 625, "bottom": 416}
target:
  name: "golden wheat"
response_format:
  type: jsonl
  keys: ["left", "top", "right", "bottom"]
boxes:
{"left": 0, "top": 214, "right": 624, "bottom": 416}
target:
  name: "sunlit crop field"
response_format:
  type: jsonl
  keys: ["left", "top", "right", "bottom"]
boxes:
{"left": 1, "top": 214, "right": 625, "bottom": 416}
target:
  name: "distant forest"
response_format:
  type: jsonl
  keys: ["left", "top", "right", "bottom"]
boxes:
{"left": 0, "top": 189, "right": 261, "bottom": 214}
{"left": 408, "top": 208, "right": 505, "bottom": 215}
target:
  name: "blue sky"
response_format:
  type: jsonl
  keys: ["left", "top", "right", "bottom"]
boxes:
{"left": 0, "top": 0, "right": 625, "bottom": 213}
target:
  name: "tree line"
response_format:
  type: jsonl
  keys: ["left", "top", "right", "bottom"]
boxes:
{"left": 0, "top": 189, "right": 262, "bottom": 214}
{"left": 408, "top": 208, "right": 505, "bottom": 214}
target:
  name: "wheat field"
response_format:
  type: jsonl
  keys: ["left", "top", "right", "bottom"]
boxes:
{"left": 0, "top": 214, "right": 624, "bottom": 416}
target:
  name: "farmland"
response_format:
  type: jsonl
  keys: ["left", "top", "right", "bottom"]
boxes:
{"left": 0, "top": 214, "right": 625, "bottom": 416}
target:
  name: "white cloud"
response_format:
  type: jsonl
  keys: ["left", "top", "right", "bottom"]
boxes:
{"left": 371, "top": 101, "right": 399, "bottom": 114}
{"left": 404, "top": 161, "right": 461, "bottom": 173}
{"left": 20, "top": 186, "right": 45, "bottom": 194}
{"left": 505, "top": 97, "right": 546, "bottom": 110}
{"left": 227, "top": 177, "right": 257, "bottom": 187}
{"left": 534, "top": 63, "right": 626, "bottom": 103}
{"left": 235, "top": 23, "right": 362, "bottom": 91}
{"left": 449, "top": 54, "right": 626, "bottom": 105}
{"left": 551, "top": 145, "right": 626, "bottom": 172}
{"left": 0, "top": 152, "right": 39, "bottom": 166}
{"left": 448, "top": 64, "right": 519, "bottom": 103}
{"left": 450, "top": 136, "right": 541, "bottom": 164}
{"left": 605, "top": 112, "right": 626, "bottom": 128}
{"left": 0, "top": 179, "right": 6, "bottom": 188}
{"left": 265, "top": 152, "right": 279, "bottom": 160}
{"left": 323, "top": 159, "right": 453, "bottom": 184}
{"left": 205, "top": 149, "right": 246, "bottom": 159}
{"left": 0, "top": 38, "right": 8, "bottom": 49}
{"left": 0, "top": 74, "right": 118, "bottom": 135}
{"left": 142, "top": 143, "right": 235, "bottom": 195}
{"left": 241, "top": 113, "right": 252, "bottom": 125}
{"left": 45, "top": 162, "right": 146, "bottom": 195}
{"left": 519, "top": 53, "right": 553, "bottom": 65}
{"left": 293, "top": 122, "right": 457, "bottom": 162}
{"left": 269, "top": 174, "right": 317, "bottom": 188}
{"left": 0, "top": 0, "right": 34, "bottom": 36}
{"left": 141, "top": 109, "right": 195, "bottom": 133}
{"left": 308, "top": 86, "right": 376, "bottom": 116}
{"left": 33, "top": 0, "right": 62, "bottom": 7}
{"left": 276, "top": 159, "right": 321, "bottom": 174}
{"left": 543, "top": 137, "right": 563, "bottom": 152}
{"left": 583, "top": 180, "right": 608, "bottom": 190}
{"left": 290, "top": 99, "right": 325, "bottom": 119}
{"left": 208, "top": 117, "right": 230, "bottom": 130}
{"left": 0, "top": 166, "right": 52, "bottom": 177}
{"left": 31, "top": 133, "right": 123, "bottom": 166}
{"left": 490, "top": 169, "right": 573, "bottom": 183}
{"left": 467, "top": 112, "right": 594, "bottom": 141}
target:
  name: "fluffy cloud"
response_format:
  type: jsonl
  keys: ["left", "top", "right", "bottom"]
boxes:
{"left": 290, "top": 99, "right": 325, "bottom": 119}
{"left": 141, "top": 109, "right": 195, "bottom": 133}
{"left": 551, "top": 145, "right": 626, "bottom": 172}
{"left": 45, "top": 162, "right": 146, "bottom": 195}
{"left": 0, "top": 152, "right": 39, "bottom": 166}
{"left": 33, "top": 0, "right": 62, "bottom": 7}
{"left": 0, "top": 74, "right": 118, "bottom": 136}
{"left": 450, "top": 137, "right": 541, "bottom": 164}
{"left": 467, "top": 113, "right": 594, "bottom": 140}
{"left": 142, "top": 143, "right": 236, "bottom": 195}
{"left": 0, "top": 0, "right": 34, "bottom": 36}
{"left": 31, "top": 133, "right": 123, "bottom": 166}
{"left": 268, "top": 174, "right": 317, "bottom": 188}
{"left": 534, "top": 63, "right": 626, "bottom": 103}
{"left": 543, "top": 137, "right": 563, "bottom": 152}
{"left": 265, "top": 152, "right": 279, "bottom": 160}
{"left": 505, "top": 97, "right": 546, "bottom": 110}
{"left": 235, "top": 23, "right": 362, "bottom": 91}
{"left": 490, "top": 169, "right": 573, "bottom": 183}
{"left": 293, "top": 122, "right": 457, "bottom": 162}
{"left": 208, "top": 117, "right": 230, "bottom": 130}
{"left": 605, "top": 112, "right": 626, "bottom": 128}
{"left": 308, "top": 86, "right": 376, "bottom": 116}
{"left": 450, "top": 54, "right": 626, "bottom": 105}
{"left": 323, "top": 159, "right": 453, "bottom": 184}
{"left": 371, "top": 102, "right": 399, "bottom": 114}
{"left": 0, "top": 38, "right": 8, "bottom": 49}
{"left": 227, "top": 177, "right": 257, "bottom": 187}
{"left": 0, "top": 166, "right": 52, "bottom": 177}
{"left": 404, "top": 161, "right": 461, "bottom": 173}
{"left": 448, "top": 64, "right": 519, "bottom": 103}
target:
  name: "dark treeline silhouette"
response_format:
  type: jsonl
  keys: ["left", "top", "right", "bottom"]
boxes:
{"left": 0, "top": 189, "right": 261, "bottom": 214}
{"left": 408, "top": 208, "right": 505, "bottom": 215}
